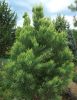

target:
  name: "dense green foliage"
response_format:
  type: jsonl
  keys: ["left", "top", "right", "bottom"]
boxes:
{"left": 54, "top": 15, "right": 77, "bottom": 59}
{"left": 0, "top": 57, "right": 8, "bottom": 99}
{"left": 2, "top": 5, "right": 74, "bottom": 100}
{"left": 69, "top": 0, "right": 77, "bottom": 60}
{"left": 15, "top": 27, "right": 22, "bottom": 39}
{"left": 32, "top": 5, "right": 44, "bottom": 30}
{"left": 0, "top": 0, "right": 16, "bottom": 56}
{"left": 54, "top": 15, "right": 67, "bottom": 32}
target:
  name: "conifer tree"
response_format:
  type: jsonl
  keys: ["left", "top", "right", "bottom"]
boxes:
{"left": 68, "top": 0, "right": 77, "bottom": 26}
{"left": 54, "top": 15, "right": 67, "bottom": 32}
{"left": 4, "top": 5, "right": 74, "bottom": 100}
{"left": 54, "top": 15, "right": 77, "bottom": 58}
{"left": 68, "top": 0, "right": 77, "bottom": 57}
{"left": 0, "top": 0, "right": 16, "bottom": 56}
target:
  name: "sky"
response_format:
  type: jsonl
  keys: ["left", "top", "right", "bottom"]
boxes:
{"left": 5, "top": 0, "right": 76, "bottom": 28}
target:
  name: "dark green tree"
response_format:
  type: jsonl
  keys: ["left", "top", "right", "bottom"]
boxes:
{"left": 68, "top": 0, "right": 77, "bottom": 57}
{"left": 54, "top": 15, "right": 77, "bottom": 58}
{"left": 4, "top": 5, "right": 74, "bottom": 100}
{"left": 54, "top": 15, "right": 67, "bottom": 32}
{"left": 0, "top": 0, "right": 16, "bottom": 56}
{"left": 68, "top": 0, "right": 77, "bottom": 26}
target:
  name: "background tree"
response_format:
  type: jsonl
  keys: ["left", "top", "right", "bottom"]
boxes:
{"left": 4, "top": 5, "right": 74, "bottom": 100}
{"left": 68, "top": 0, "right": 77, "bottom": 58}
{"left": 54, "top": 15, "right": 77, "bottom": 59}
{"left": 0, "top": 0, "right": 16, "bottom": 56}
{"left": 54, "top": 15, "right": 67, "bottom": 32}
{"left": 68, "top": 0, "right": 77, "bottom": 27}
